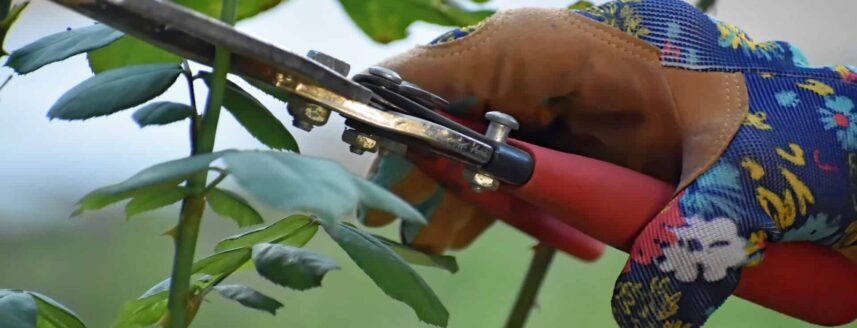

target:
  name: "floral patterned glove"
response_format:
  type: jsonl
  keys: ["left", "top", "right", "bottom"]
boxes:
{"left": 366, "top": 0, "right": 857, "bottom": 326}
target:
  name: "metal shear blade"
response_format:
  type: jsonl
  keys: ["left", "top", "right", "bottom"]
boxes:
{"left": 49, "top": 0, "right": 533, "bottom": 186}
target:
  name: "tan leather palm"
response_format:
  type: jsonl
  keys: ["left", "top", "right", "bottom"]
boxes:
{"left": 369, "top": 8, "right": 748, "bottom": 252}
{"left": 379, "top": 7, "right": 747, "bottom": 188}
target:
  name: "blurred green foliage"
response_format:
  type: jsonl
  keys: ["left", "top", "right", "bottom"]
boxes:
{"left": 0, "top": 206, "right": 823, "bottom": 327}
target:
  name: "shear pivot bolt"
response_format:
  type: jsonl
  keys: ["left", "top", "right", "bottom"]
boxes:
{"left": 463, "top": 169, "right": 499, "bottom": 193}
{"left": 342, "top": 129, "right": 378, "bottom": 155}
{"left": 464, "top": 111, "right": 519, "bottom": 193}
{"left": 368, "top": 66, "right": 403, "bottom": 85}
{"left": 484, "top": 111, "right": 519, "bottom": 143}
{"left": 288, "top": 98, "right": 331, "bottom": 132}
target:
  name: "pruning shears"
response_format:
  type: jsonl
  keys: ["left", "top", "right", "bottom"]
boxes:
{"left": 50, "top": 0, "right": 534, "bottom": 193}
{"left": 48, "top": 1, "right": 857, "bottom": 325}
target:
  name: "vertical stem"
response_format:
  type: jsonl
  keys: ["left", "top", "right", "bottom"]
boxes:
{"left": 166, "top": 1, "right": 237, "bottom": 327}
{"left": 695, "top": 0, "right": 716, "bottom": 12}
{"left": 504, "top": 243, "right": 557, "bottom": 328}
{"left": 181, "top": 61, "right": 200, "bottom": 154}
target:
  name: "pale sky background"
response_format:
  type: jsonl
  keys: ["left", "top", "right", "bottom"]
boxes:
{"left": 0, "top": 0, "right": 855, "bottom": 231}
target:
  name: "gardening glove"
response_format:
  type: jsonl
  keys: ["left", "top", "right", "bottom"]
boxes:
{"left": 365, "top": 0, "right": 857, "bottom": 326}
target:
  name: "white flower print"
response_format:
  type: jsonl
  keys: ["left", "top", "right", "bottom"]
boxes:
{"left": 657, "top": 216, "right": 748, "bottom": 282}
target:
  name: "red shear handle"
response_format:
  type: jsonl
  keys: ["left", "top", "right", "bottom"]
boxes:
{"left": 406, "top": 151, "right": 606, "bottom": 261}
{"left": 409, "top": 140, "right": 855, "bottom": 325}
{"left": 509, "top": 141, "right": 857, "bottom": 325}
{"left": 740, "top": 242, "right": 857, "bottom": 326}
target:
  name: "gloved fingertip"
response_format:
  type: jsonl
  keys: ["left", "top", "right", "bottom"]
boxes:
{"left": 362, "top": 209, "right": 396, "bottom": 227}
{"left": 449, "top": 213, "right": 496, "bottom": 250}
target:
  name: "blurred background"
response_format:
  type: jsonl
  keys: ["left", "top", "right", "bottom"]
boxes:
{"left": 1, "top": 0, "right": 855, "bottom": 327}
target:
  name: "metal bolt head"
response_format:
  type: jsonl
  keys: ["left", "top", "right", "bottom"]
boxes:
{"left": 349, "top": 146, "right": 365, "bottom": 155}
{"left": 292, "top": 119, "right": 314, "bottom": 132}
{"left": 484, "top": 111, "right": 519, "bottom": 143}
{"left": 463, "top": 169, "right": 499, "bottom": 193}
{"left": 288, "top": 97, "right": 331, "bottom": 132}
{"left": 485, "top": 111, "right": 520, "bottom": 130}
{"left": 368, "top": 66, "right": 402, "bottom": 85}
{"left": 303, "top": 103, "right": 331, "bottom": 124}
{"left": 342, "top": 129, "right": 379, "bottom": 155}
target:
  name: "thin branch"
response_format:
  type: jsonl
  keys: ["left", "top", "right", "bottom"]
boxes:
{"left": 504, "top": 243, "right": 557, "bottom": 328}
{"left": 183, "top": 61, "right": 201, "bottom": 154}
{"left": 181, "top": 60, "right": 198, "bottom": 112}
{"left": 201, "top": 171, "right": 228, "bottom": 194}
{"left": 0, "top": 74, "right": 12, "bottom": 92}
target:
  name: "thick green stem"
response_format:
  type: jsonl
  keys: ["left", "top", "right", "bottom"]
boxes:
{"left": 504, "top": 244, "right": 557, "bottom": 328}
{"left": 166, "top": 1, "right": 237, "bottom": 327}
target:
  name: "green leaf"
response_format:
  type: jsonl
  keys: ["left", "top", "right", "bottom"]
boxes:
{"left": 222, "top": 151, "right": 424, "bottom": 227}
{"left": 251, "top": 243, "right": 339, "bottom": 291}
{"left": 113, "top": 292, "right": 167, "bottom": 328}
{"left": 206, "top": 188, "right": 264, "bottom": 227}
{"left": 86, "top": 36, "right": 181, "bottom": 74}
{"left": 125, "top": 187, "right": 189, "bottom": 219}
{"left": 373, "top": 234, "right": 458, "bottom": 273}
{"left": 174, "top": 0, "right": 287, "bottom": 21}
{"left": 337, "top": 0, "right": 493, "bottom": 43}
{"left": 568, "top": 1, "right": 594, "bottom": 10}
{"left": 243, "top": 77, "right": 290, "bottom": 103}
{"left": 27, "top": 292, "right": 86, "bottom": 328}
{"left": 131, "top": 101, "right": 194, "bottom": 127}
{"left": 200, "top": 74, "right": 298, "bottom": 152}
{"left": 47, "top": 63, "right": 182, "bottom": 120}
{"left": 86, "top": 0, "right": 287, "bottom": 73}
{"left": 73, "top": 150, "right": 232, "bottom": 216}
{"left": 215, "top": 215, "right": 318, "bottom": 252}
{"left": 0, "top": 290, "right": 37, "bottom": 328}
{"left": 6, "top": 24, "right": 122, "bottom": 74}
{"left": 326, "top": 223, "right": 447, "bottom": 326}
{"left": 192, "top": 248, "right": 252, "bottom": 276}
{"left": 214, "top": 285, "right": 282, "bottom": 315}
{"left": 0, "top": 1, "right": 27, "bottom": 56}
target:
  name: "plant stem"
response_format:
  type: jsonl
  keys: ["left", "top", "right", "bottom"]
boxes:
{"left": 504, "top": 243, "right": 557, "bottom": 328}
{"left": 166, "top": 1, "right": 237, "bottom": 327}
{"left": 0, "top": 74, "right": 12, "bottom": 92}
{"left": 181, "top": 60, "right": 198, "bottom": 112}
{"left": 696, "top": 0, "right": 716, "bottom": 12}
{"left": 182, "top": 61, "right": 201, "bottom": 154}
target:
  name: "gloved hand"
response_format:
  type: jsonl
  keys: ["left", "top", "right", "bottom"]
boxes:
{"left": 363, "top": 0, "right": 857, "bottom": 326}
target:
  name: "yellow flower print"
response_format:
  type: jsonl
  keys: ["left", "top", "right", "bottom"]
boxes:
{"left": 613, "top": 281, "right": 642, "bottom": 316}
{"left": 581, "top": 0, "right": 649, "bottom": 38}
{"left": 716, "top": 21, "right": 784, "bottom": 60}
{"left": 835, "top": 221, "right": 857, "bottom": 248}
{"left": 756, "top": 186, "right": 797, "bottom": 229}
{"left": 833, "top": 64, "right": 857, "bottom": 83}
{"left": 740, "top": 157, "right": 765, "bottom": 180}
{"left": 776, "top": 144, "right": 805, "bottom": 166}
{"left": 744, "top": 230, "right": 768, "bottom": 267}
{"left": 663, "top": 320, "right": 693, "bottom": 328}
{"left": 797, "top": 79, "right": 835, "bottom": 97}
{"left": 743, "top": 111, "right": 772, "bottom": 130}
{"left": 747, "top": 145, "right": 814, "bottom": 230}
{"left": 612, "top": 276, "right": 681, "bottom": 324}
{"left": 781, "top": 167, "right": 814, "bottom": 214}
